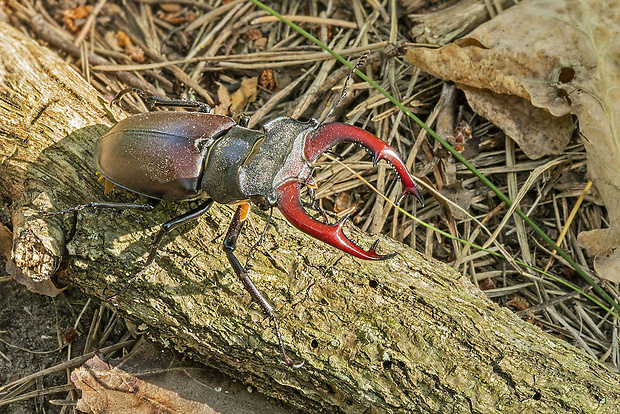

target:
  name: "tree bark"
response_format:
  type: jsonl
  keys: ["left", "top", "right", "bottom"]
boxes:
{"left": 1, "top": 20, "right": 619, "bottom": 414}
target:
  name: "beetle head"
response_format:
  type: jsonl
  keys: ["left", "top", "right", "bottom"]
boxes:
{"left": 275, "top": 122, "right": 424, "bottom": 260}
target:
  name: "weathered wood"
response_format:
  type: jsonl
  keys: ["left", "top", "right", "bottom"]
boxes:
{"left": 1, "top": 20, "right": 619, "bottom": 414}
{"left": 409, "top": 0, "right": 516, "bottom": 45}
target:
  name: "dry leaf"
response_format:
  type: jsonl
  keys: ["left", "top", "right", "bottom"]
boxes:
{"left": 406, "top": 0, "right": 620, "bottom": 282}
{"left": 259, "top": 68, "right": 278, "bottom": 91}
{"left": 213, "top": 82, "right": 231, "bottom": 115}
{"left": 71, "top": 355, "right": 218, "bottom": 414}
{"left": 7, "top": 260, "right": 64, "bottom": 296}
{"left": 115, "top": 31, "right": 132, "bottom": 47}
{"left": 578, "top": 230, "right": 620, "bottom": 283}
{"left": 334, "top": 191, "right": 359, "bottom": 213}
{"left": 71, "top": 340, "right": 290, "bottom": 414}
{"left": 506, "top": 295, "right": 530, "bottom": 311}
{"left": 124, "top": 45, "right": 145, "bottom": 63}
{"left": 439, "top": 182, "right": 474, "bottom": 220}
{"left": 62, "top": 5, "right": 93, "bottom": 34}
{"left": 230, "top": 77, "right": 258, "bottom": 112}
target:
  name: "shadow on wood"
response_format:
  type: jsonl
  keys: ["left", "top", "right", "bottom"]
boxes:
{"left": 1, "top": 20, "right": 619, "bottom": 413}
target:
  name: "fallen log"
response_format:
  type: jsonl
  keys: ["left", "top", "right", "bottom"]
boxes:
{"left": 1, "top": 20, "right": 619, "bottom": 413}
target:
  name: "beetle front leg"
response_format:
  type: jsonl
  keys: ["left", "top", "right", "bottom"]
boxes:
{"left": 224, "top": 203, "right": 303, "bottom": 368}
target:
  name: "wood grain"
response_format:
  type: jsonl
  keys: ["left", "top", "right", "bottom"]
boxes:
{"left": 1, "top": 20, "right": 619, "bottom": 413}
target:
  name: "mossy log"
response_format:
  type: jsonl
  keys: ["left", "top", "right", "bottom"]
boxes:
{"left": 1, "top": 21, "right": 619, "bottom": 414}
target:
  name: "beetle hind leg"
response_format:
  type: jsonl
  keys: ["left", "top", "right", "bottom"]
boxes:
{"left": 224, "top": 203, "right": 303, "bottom": 368}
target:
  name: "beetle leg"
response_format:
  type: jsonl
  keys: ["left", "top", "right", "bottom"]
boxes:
{"left": 111, "top": 88, "right": 211, "bottom": 113}
{"left": 304, "top": 123, "right": 424, "bottom": 207}
{"left": 238, "top": 113, "right": 250, "bottom": 127}
{"left": 42, "top": 198, "right": 160, "bottom": 217}
{"left": 244, "top": 207, "right": 274, "bottom": 270}
{"left": 103, "top": 199, "right": 214, "bottom": 300}
{"left": 224, "top": 203, "right": 303, "bottom": 368}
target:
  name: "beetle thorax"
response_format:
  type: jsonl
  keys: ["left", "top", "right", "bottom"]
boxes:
{"left": 238, "top": 117, "right": 314, "bottom": 209}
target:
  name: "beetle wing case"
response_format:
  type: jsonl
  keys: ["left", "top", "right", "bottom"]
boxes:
{"left": 96, "top": 112, "right": 236, "bottom": 201}
{"left": 238, "top": 117, "right": 314, "bottom": 208}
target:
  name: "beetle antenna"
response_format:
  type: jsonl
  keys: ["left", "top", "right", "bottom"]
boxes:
{"left": 317, "top": 50, "right": 370, "bottom": 127}
{"left": 245, "top": 207, "right": 274, "bottom": 269}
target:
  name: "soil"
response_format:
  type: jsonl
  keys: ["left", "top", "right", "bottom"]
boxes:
{"left": 0, "top": 254, "right": 294, "bottom": 413}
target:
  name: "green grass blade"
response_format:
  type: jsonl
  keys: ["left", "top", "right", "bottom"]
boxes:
{"left": 248, "top": 0, "right": 620, "bottom": 316}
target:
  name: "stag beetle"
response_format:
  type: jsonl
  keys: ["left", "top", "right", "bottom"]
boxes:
{"left": 44, "top": 58, "right": 424, "bottom": 367}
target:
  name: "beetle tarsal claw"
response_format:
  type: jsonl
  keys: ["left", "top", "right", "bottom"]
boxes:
{"left": 276, "top": 181, "right": 395, "bottom": 260}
